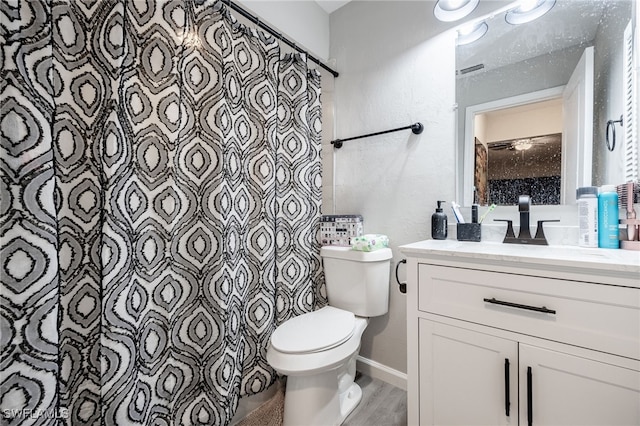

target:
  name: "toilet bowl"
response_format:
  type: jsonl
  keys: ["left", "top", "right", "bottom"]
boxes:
{"left": 266, "top": 307, "right": 369, "bottom": 425}
{"left": 266, "top": 246, "right": 392, "bottom": 426}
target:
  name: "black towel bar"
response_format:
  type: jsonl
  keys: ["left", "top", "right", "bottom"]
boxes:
{"left": 331, "top": 122, "right": 423, "bottom": 149}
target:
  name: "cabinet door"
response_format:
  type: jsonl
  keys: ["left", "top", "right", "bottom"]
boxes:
{"left": 519, "top": 344, "right": 640, "bottom": 425}
{"left": 419, "top": 320, "right": 518, "bottom": 425}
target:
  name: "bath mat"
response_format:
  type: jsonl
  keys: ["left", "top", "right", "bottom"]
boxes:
{"left": 236, "top": 385, "right": 285, "bottom": 426}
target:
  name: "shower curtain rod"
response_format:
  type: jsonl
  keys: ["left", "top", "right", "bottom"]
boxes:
{"left": 330, "top": 122, "right": 424, "bottom": 149}
{"left": 224, "top": 0, "right": 339, "bottom": 78}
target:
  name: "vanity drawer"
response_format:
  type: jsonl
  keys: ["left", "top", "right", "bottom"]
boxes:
{"left": 418, "top": 263, "right": 640, "bottom": 360}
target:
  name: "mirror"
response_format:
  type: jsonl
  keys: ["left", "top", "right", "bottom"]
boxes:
{"left": 456, "top": 0, "right": 635, "bottom": 206}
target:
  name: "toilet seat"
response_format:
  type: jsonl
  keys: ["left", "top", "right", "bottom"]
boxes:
{"left": 270, "top": 306, "right": 355, "bottom": 354}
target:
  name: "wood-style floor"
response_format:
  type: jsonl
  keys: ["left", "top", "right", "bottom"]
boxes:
{"left": 343, "top": 373, "right": 408, "bottom": 426}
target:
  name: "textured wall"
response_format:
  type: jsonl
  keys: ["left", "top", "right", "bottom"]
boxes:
{"left": 239, "top": 0, "right": 330, "bottom": 60}
{"left": 328, "top": 1, "right": 460, "bottom": 375}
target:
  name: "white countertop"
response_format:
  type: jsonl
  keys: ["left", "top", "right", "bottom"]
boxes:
{"left": 399, "top": 240, "right": 640, "bottom": 278}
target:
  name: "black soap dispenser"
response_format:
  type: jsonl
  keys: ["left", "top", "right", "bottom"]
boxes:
{"left": 431, "top": 201, "right": 448, "bottom": 240}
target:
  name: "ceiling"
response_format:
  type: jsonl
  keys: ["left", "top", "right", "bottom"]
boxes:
{"left": 315, "top": 0, "right": 610, "bottom": 69}
{"left": 456, "top": 0, "right": 609, "bottom": 72}
{"left": 312, "top": 0, "right": 617, "bottom": 73}
{"left": 315, "top": 0, "right": 352, "bottom": 14}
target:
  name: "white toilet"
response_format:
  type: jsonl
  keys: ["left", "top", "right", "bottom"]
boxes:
{"left": 266, "top": 246, "right": 392, "bottom": 426}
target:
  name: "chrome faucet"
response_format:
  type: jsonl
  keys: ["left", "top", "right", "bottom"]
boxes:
{"left": 495, "top": 195, "right": 559, "bottom": 245}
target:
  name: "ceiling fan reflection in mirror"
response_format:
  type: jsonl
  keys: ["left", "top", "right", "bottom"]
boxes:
{"left": 487, "top": 134, "right": 560, "bottom": 151}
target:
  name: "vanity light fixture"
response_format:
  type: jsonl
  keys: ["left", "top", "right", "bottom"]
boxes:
{"left": 434, "top": 0, "right": 480, "bottom": 22}
{"left": 456, "top": 21, "right": 488, "bottom": 45}
{"left": 505, "top": 0, "right": 556, "bottom": 25}
{"left": 513, "top": 139, "right": 533, "bottom": 151}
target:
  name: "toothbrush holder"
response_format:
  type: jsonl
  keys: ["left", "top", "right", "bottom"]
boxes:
{"left": 457, "top": 223, "right": 481, "bottom": 242}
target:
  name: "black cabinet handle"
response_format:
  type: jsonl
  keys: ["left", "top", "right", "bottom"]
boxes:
{"left": 504, "top": 358, "right": 510, "bottom": 417}
{"left": 483, "top": 297, "right": 556, "bottom": 315}
{"left": 527, "top": 366, "right": 533, "bottom": 426}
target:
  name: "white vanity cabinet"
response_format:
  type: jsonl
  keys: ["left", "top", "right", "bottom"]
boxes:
{"left": 400, "top": 241, "right": 640, "bottom": 426}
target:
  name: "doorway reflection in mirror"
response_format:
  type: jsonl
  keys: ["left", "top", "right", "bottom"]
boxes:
{"left": 475, "top": 134, "right": 562, "bottom": 206}
{"left": 472, "top": 99, "right": 563, "bottom": 206}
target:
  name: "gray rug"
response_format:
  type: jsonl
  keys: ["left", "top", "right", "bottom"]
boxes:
{"left": 236, "top": 386, "right": 285, "bottom": 426}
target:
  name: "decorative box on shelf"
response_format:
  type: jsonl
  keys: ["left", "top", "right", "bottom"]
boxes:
{"left": 320, "top": 215, "right": 364, "bottom": 246}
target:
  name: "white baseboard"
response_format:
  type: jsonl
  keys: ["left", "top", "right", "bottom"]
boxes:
{"left": 356, "top": 356, "right": 407, "bottom": 391}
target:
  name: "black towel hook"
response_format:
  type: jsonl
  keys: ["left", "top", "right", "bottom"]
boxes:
{"left": 606, "top": 115, "right": 623, "bottom": 152}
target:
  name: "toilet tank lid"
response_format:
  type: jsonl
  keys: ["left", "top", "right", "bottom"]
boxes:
{"left": 270, "top": 306, "right": 355, "bottom": 354}
{"left": 320, "top": 246, "right": 392, "bottom": 262}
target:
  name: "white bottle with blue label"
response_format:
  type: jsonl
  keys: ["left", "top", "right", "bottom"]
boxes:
{"left": 577, "top": 186, "right": 598, "bottom": 247}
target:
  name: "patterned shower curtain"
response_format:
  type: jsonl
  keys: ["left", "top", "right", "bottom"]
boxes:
{"left": 0, "top": 1, "right": 324, "bottom": 425}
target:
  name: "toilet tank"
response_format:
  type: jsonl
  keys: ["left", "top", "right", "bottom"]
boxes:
{"left": 320, "top": 246, "right": 392, "bottom": 317}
